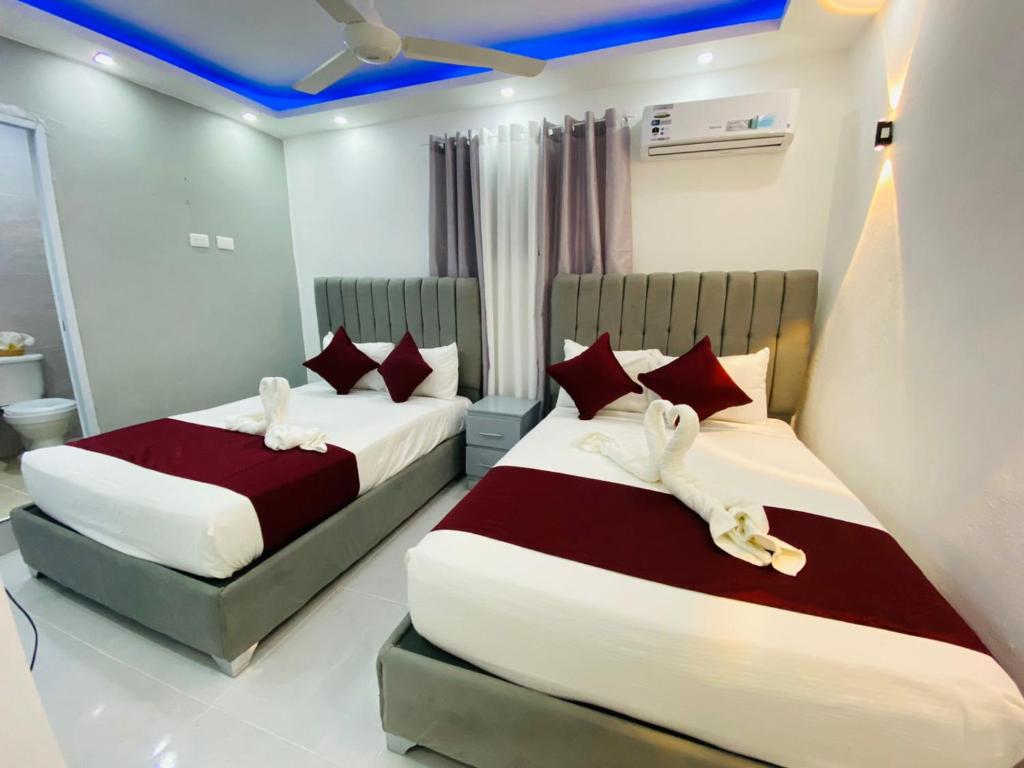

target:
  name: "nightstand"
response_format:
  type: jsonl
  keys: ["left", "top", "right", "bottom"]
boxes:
{"left": 464, "top": 395, "right": 541, "bottom": 486}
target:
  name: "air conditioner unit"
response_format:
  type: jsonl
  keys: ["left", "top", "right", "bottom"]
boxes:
{"left": 640, "top": 90, "right": 799, "bottom": 160}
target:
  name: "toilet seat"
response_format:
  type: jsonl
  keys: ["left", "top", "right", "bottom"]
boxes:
{"left": 4, "top": 397, "right": 78, "bottom": 424}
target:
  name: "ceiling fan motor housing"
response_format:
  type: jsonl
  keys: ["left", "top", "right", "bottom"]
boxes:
{"left": 344, "top": 22, "right": 402, "bottom": 65}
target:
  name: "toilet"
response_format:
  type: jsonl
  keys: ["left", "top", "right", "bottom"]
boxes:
{"left": 0, "top": 353, "right": 78, "bottom": 450}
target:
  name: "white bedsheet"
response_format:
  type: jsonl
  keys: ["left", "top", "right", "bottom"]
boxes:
{"left": 407, "top": 407, "right": 1024, "bottom": 768}
{"left": 22, "top": 384, "right": 469, "bottom": 578}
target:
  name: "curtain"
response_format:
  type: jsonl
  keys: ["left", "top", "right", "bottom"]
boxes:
{"left": 535, "top": 108, "right": 633, "bottom": 400}
{"left": 478, "top": 123, "right": 541, "bottom": 398}
{"left": 428, "top": 133, "right": 483, "bottom": 278}
{"left": 427, "top": 109, "right": 632, "bottom": 401}
{"left": 429, "top": 133, "right": 491, "bottom": 386}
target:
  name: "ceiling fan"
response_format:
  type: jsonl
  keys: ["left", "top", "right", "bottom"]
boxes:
{"left": 294, "top": 0, "right": 546, "bottom": 94}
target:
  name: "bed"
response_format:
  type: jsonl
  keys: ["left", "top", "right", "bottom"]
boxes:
{"left": 11, "top": 276, "right": 482, "bottom": 675}
{"left": 379, "top": 271, "right": 1024, "bottom": 768}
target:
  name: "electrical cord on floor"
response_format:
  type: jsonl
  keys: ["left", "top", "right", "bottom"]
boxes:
{"left": 5, "top": 587, "right": 38, "bottom": 670}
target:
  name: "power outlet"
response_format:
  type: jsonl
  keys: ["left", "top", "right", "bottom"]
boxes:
{"left": 216, "top": 236, "right": 235, "bottom": 251}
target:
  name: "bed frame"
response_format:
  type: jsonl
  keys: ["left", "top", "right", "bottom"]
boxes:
{"left": 11, "top": 277, "right": 482, "bottom": 676}
{"left": 377, "top": 270, "right": 817, "bottom": 766}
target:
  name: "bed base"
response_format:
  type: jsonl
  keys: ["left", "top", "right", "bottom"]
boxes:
{"left": 377, "top": 616, "right": 774, "bottom": 768}
{"left": 11, "top": 435, "right": 465, "bottom": 677}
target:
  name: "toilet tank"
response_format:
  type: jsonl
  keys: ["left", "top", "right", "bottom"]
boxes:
{"left": 0, "top": 354, "right": 44, "bottom": 406}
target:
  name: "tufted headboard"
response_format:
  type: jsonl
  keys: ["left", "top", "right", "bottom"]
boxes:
{"left": 549, "top": 271, "right": 818, "bottom": 420}
{"left": 313, "top": 277, "right": 483, "bottom": 401}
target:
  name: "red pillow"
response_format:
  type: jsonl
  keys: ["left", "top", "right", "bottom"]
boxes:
{"left": 303, "top": 326, "right": 378, "bottom": 394}
{"left": 547, "top": 332, "right": 642, "bottom": 420}
{"left": 638, "top": 336, "right": 751, "bottom": 421}
{"left": 379, "top": 332, "right": 433, "bottom": 403}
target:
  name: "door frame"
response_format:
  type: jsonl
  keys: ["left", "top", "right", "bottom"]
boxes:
{"left": 1, "top": 111, "right": 99, "bottom": 436}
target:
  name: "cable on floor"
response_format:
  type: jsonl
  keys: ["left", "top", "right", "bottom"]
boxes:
{"left": 5, "top": 587, "right": 39, "bottom": 670}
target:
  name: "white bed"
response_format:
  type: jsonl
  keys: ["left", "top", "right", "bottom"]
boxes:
{"left": 407, "top": 407, "right": 1024, "bottom": 768}
{"left": 22, "top": 383, "right": 469, "bottom": 579}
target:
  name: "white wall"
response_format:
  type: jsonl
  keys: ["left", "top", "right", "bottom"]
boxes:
{"left": 800, "top": 0, "right": 1024, "bottom": 685}
{"left": 285, "top": 52, "right": 850, "bottom": 357}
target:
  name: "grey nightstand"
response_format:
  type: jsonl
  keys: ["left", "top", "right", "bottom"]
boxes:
{"left": 464, "top": 395, "right": 541, "bottom": 486}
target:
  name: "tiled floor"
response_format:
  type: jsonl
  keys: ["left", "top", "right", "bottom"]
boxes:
{"left": 0, "top": 454, "right": 30, "bottom": 555}
{"left": 0, "top": 480, "right": 470, "bottom": 768}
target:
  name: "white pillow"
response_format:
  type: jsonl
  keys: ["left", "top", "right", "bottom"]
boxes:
{"left": 656, "top": 346, "right": 770, "bottom": 424}
{"left": 411, "top": 342, "right": 460, "bottom": 400}
{"left": 555, "top": 339, "right": 662, "bottom": 414}
{"left": 321, "top": 332, "right": 393, "bottom": 391}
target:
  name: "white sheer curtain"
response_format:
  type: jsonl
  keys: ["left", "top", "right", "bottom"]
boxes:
{"left": 478, "top": 123, "right": 541, "bottom": 399}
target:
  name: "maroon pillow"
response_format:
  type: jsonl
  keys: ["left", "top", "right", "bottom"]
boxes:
{"left": 303, "top": 326, "right": 378, "bottom": 394}
{"left": 638, "top": 336, "right": 751, "bottom": 421}
{"left": 379, "top": 332, "right": 433, "bottom": 403}
{"left": 547, "top": 332, "right": 642, "bottom": 420}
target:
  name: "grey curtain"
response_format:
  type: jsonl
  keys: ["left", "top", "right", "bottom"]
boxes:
{"left": 429, "top": 133, "right": 483, "bottom": 278}
{"left": 429, "top": 133, "right": 490, "bottom": 388}
{"left": 535, "top": 108, "right": 633, "bottom": 400}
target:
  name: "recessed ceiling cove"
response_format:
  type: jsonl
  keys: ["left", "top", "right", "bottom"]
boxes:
{"left": 17, "top": 0, "right": 790, "bottom": 112}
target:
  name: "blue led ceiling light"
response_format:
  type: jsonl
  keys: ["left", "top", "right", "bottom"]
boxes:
{"left": 19, "top": 0, "right": 790, "bottom": 112}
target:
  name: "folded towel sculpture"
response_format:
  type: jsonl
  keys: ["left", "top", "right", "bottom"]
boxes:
{"left": 575, "top": 400, "right": 806, "bottom": 576}
{"left": 226, "top": 377, "right": 328, "bottom": 453}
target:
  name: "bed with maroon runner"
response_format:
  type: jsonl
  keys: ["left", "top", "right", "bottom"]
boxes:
{"left": 73, "top": 418, "right": 360, "bottom": 555}
{"left": 406, "top": 407, "right": 1024, "bottom": 768}
{"left": 436, "top": 466, "right": 986, "bottom": 655}
{"left": 22, "top": 381, "right": 471, "bottom": 579}
{"left": 12, "top": 274, "right": 481, "bottom": 676}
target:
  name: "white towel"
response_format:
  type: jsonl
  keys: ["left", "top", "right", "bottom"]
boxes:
{"left": 574, "top": 399, "right": 683, "bottom": 482}
{"left": 264, "top": 423, "right": 328, "bottom": 454}
{"left": 226, "top": 377, "right": 327, "bottom": 453}
{"left": 576, "top": 400, "right": 806, "bottom": 576}
{"left": 225, "top": 377, "right": 288, "bottom": 435}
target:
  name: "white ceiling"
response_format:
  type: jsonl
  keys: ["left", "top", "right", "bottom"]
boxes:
{"left": 0, "top": 0, "right": 870, "bottom": 138}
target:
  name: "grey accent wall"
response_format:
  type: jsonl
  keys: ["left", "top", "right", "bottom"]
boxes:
{"left": 0, "top": 37, "right": 303, "bottom": 430}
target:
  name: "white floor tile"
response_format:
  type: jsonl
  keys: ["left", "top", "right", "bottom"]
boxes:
{"left": 0, "top": 519, "right": 17, "bottom": 557}
{"left": 211, "top": 587, "right": 407, "bottom": 764}
{"left": 0, "top": 485, "right": 30, "bottom": 515}
{"left": 158, "top": 708, "right": 344, "bottom": 768}
{"left": 2, "top": 480, "right": 470, "bottom": 767}
{"left": 29, "top": 624, "right": 210, "bottom": 768}
{"left": 340, "top": 483, "right": 467, "bottom": 605}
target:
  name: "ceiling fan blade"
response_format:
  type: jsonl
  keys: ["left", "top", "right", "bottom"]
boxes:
{"left": 293, "top": 49, "right": 361, "bottom": 94}
{"left": 314, "top": 0, "right": 367, "bottom": 24}
{"left": 402, "top": 37, "right": 545, "bottom": 77}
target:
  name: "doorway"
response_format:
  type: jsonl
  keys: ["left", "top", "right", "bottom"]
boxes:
{"left": 0, "top": 111, "right": 96, "bottom": 540}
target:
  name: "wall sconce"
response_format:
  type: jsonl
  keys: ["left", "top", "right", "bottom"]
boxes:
{"left": 875, "top": 120, "right": 894, "bottom": 151}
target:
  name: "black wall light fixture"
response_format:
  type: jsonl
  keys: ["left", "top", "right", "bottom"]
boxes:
{"left": 875, "top": 120, "right": 894, "bottom": 150}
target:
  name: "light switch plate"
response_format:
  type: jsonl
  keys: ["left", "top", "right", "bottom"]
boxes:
{"left": 216, "top": 235, "right": 235, "bottom": 251}
{"left": 189, "top": 233, "right": 210, "bottom": 248}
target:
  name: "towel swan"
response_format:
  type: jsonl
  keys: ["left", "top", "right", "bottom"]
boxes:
{"left": 576, "top": 400, "right": 806, "bottom": 576}
{"left": 574, "top": 399, "right": 683, "bottom": 482}
{"left": 226, "top": 377, "right": 328, "bottom": 453}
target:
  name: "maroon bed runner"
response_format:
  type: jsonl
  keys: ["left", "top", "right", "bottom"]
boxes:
{"left": 436, "top": 466, "right": 988, "bottom": 654}
{"left": 72, "top": 418, "right": 359, "bottom": 554}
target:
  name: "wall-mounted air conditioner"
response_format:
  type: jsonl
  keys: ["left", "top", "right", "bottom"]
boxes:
{"left": 640, "top": 90, "right": 799, "bottom": 160}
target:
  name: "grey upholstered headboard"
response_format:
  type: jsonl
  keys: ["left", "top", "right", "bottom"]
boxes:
{"left": 313, "top": 277, "right": 483, "bottom": 401}
{"left": 550, "top": 271, "right": 818, "bottom": 420}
